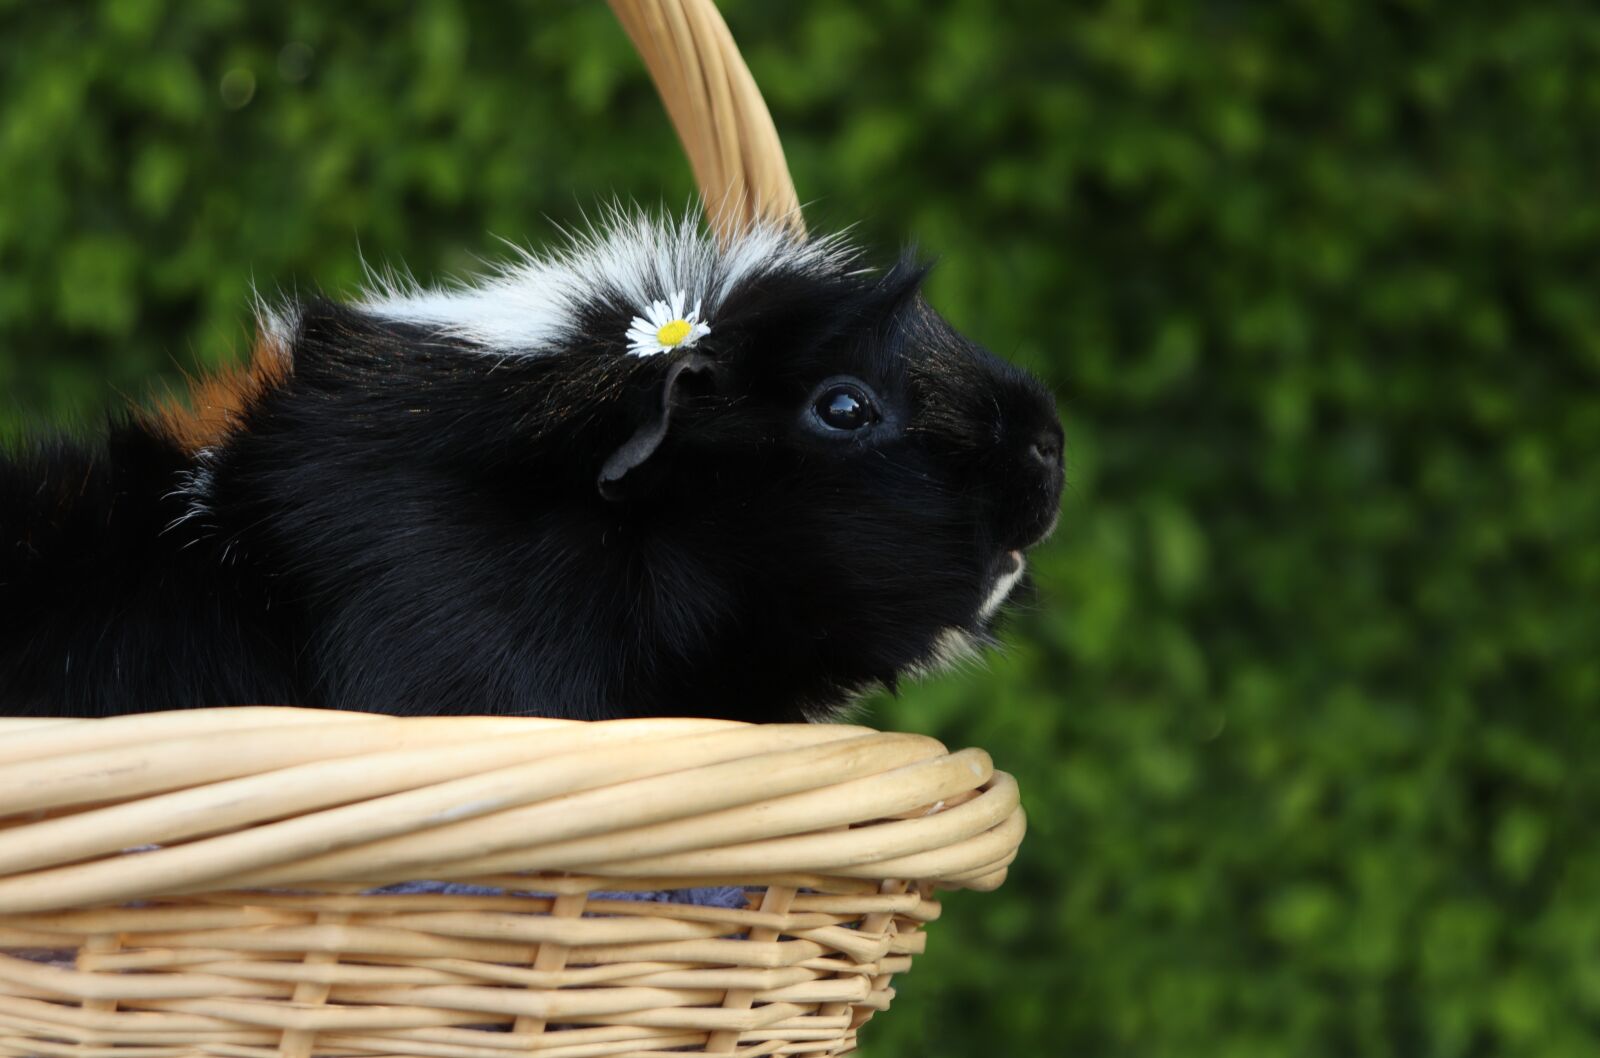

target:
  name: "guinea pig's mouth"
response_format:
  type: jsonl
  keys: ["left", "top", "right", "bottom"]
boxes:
{"left": 977, "top": 549, "right": 1026, "bottom": 623}
{"left": 887, "top": 551, "right": 1027, "bottom": 693}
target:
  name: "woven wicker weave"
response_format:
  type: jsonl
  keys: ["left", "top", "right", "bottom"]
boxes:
{"left": 0, "top": 4, "right": 1026, "bottom": 1055}
{"left": 0, "top": 711, "right": 1023, "bottom": 1057}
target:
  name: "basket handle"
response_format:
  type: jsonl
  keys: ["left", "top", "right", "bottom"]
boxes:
{"left": 608, "top": 0, "right": 804, "bottom": 245}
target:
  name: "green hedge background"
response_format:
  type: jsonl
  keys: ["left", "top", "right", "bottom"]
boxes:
{"left": 3, "top": 1, "right": 1599, "bottom": 1055}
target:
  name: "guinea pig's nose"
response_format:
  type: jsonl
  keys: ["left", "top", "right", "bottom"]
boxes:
{"left": 995, "top": 420, "right": 1064, "bottom": 552}
{"left": 1026, "top": 427, "right": 1062, "bottom": 471}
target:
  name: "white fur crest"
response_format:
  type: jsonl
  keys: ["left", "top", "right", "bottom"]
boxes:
{"left": 346, "top": 209, "right": 859, "bottom": 355}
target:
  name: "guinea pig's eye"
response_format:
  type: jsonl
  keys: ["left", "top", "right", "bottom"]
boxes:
{"left": 811, "top": 382, "right": 881, "bottom": 433}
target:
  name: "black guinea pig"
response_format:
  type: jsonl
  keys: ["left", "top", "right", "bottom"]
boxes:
{"left": 0, "top": 212, "right": 1063, "bottom": 720}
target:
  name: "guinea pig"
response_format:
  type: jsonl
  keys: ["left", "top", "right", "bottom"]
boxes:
{"left": 0, "top": 211, "right": 1064, "bottom": 720}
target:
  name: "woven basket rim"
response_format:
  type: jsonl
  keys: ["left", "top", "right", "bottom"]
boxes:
{"left": 0, "top": 708, "right": 1024, "bottom": 916}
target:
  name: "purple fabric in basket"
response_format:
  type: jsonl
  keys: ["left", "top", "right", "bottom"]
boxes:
{"left": 368, "top": 881, "right": 749, "bottom": 907}
{"left": 5, "top": 884, "right": 752, "bottom": 970}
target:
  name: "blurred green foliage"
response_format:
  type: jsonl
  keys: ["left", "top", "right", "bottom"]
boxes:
{"left": 3, "top": 0, "right": 1599, "bottom": 1055}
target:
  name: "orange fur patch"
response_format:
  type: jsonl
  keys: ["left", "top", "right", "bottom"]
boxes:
{"left": 157, "top": 333, "right": 291, "bottom": 452}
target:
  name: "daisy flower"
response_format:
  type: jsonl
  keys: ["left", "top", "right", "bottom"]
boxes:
{"left": 626, "top": 290, "right": 711, "bottom": 357}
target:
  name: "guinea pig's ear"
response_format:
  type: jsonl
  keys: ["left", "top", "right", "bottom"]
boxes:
{"left": 597, "top": 353, "right": 717, "bottom": 502}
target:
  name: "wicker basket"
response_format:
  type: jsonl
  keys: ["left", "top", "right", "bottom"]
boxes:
{"left": 0, "top": 4, "right": 1026, "bottom": 1056}
{"left": 0, "top": 711, "right": 1023, "bottom": 1057}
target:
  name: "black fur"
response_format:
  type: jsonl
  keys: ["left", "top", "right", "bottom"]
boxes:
{"left": 1, "top": 239, "right": 1063, "bottom": 719}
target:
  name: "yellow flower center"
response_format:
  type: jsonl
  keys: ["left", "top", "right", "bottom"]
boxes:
{"left": 656, "top": 319, "right": 692, "bottom": 346}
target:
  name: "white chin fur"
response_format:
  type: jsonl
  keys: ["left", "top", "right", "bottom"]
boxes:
{"left": 900, "top": 627, "right": 984, "bottom": 684}
{"left": 816, "top": 556, "right": 1025, "bottom": 715}
{"left": 907, "top": 556, "right": 1024, "bottom": 681}
{"left": 979, "top": 552, "right": 1026, "bottom": 620}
